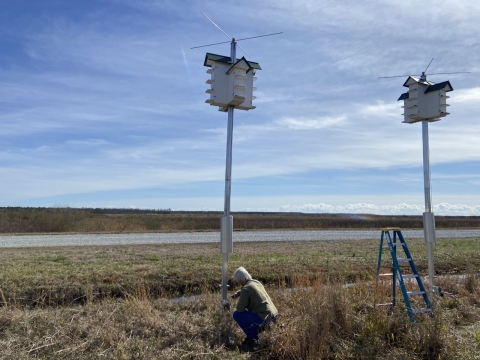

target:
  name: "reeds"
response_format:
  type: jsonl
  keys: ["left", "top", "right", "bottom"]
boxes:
{"left": 1, "top": 273, "right": 479, "bottom": 359}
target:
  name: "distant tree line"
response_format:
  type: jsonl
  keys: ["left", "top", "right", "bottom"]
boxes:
{"left": 89, "top": 207, "right": 172, "bottom": 214}
{"left": 0, "top": 207, "right": 172, "bottom": 214}
{"left": 0, "top": 207, "right": 478, "bottom": 233}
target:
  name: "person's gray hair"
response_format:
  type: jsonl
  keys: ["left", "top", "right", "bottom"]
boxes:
{"left": 234, "top": 266, "right": 252, "bottom": 282}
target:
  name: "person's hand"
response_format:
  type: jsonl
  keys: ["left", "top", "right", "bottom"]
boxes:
{"left": 231, "top": 292, "right": 240, "bottom": 299}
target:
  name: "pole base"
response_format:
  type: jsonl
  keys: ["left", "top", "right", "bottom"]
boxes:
{"left": 221, "top": 300, "right": 231, "bottom": 311}
{"left": 433, "top": 286, "right": 443, "bottom": 297}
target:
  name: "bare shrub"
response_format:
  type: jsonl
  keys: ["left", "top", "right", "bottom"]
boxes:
{"left": 464, "top": 273, "right": 477, "bottom": 294}
{"left": 271, "top": 277, "right": 351, "bottom": 359}
{"left": 264, "top": 274, "right": 455, "bottom": 360}
{"left": 1, "top": 279, "right": 480, "bottom": 359}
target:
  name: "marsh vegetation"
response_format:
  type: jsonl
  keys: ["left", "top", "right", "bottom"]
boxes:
{"left": 1, "top": 237, "right": 480, "bottom": 358}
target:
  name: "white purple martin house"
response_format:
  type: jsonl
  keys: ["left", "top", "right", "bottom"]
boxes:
{"left": 204, "top": 53, "right": 260, "bottom": 112}
{"left": 398, "top": 75, "right": 453, "bottom": 123}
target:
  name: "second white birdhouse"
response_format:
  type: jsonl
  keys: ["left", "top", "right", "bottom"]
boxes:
{"left": 398, "top": 76, "right": 453, "bottom": 124}
{"left": 204, "top": 53, "right": 260, "bottom": 112}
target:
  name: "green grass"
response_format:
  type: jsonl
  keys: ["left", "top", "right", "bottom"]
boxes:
{"left": 1, "top": 237, "right": 479, "bottom": 307}
{"left": 34, "top": 255, "right": 68, "bottom": 262}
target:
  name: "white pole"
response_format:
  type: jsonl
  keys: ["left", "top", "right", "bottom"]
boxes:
{"left": 422, "top": 120, "right": 436, "bottom": 297}
{"left": 224, "top": 106, "right": 234, "bottom": 217}
{"left": 220, "top": 39, "right": 237, "bottom": 307}
{"left": 422, "top": 121, "right": 432, "bottom": 214}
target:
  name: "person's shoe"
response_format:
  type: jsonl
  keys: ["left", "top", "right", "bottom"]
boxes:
{"left": 240, "top": 337, "right": 259, "bottom": 352}
{"left": 257, "top": 323, "right": 268, "bottom": 333}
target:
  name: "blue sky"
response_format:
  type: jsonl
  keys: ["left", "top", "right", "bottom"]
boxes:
{"left": 0, "top": 0, "right": 479, "bottom": 215}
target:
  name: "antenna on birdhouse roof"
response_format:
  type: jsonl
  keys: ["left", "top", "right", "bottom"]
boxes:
{"left": 191, "top": 12, "right": 283, "bottom": 57}
{"left": 378, "top": 58, "right": 470, "bottom": 81}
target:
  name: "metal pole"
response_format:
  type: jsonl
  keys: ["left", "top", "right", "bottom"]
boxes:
{"left": 224, "top": 107, "right": 234, "bottom": 216}
{"left": 221, "top": 252, "right": 229, "bottom": 304}
{"left": 220, "top": 39, "right": 237, "bottom": 307}
{"left": 220, "top": 106, "right": 234, "bottom": 305}
{"left": 422, "top": 120, "right": 436, "bottom": 297}
{"left": 225, "top": 38, "right": 237, "bottom": 218}
{"left": 422, "top": 121, "right": 432, "bottom": 214}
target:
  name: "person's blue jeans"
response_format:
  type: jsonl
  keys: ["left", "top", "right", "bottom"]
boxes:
{"left": 232, "top": 310, "right": 267, "bottom": 340}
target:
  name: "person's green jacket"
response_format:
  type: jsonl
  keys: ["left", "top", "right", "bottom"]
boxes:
{"left": 236, "top": 279, "right": 277, "bottom": 320}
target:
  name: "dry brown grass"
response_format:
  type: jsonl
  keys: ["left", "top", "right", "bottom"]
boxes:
{"left": 1, "top": 237, "right": 480, "bottom": 358}
{"left": 0, "top": 290, "right": 247, "bottom": 359}
{"left": 1, "top": 274, "right": 480, "bottom": 359}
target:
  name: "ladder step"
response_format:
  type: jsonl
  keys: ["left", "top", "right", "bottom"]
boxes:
{"left": 407, "top": 291, "right": 425, "bottom": 296}
{"left": 411, "top": 308, "right": 433, "bottom": 314}
{"left": 377, "top": 273, "right": 393, "bottom": 277}
{"left": 376, "top": 303, "right": 394, "bottom": 307}
{"left": 397, "top": 258, "right": 411, "bottom": 262}
{"left": 402, "top": 274, "right": 418, "bottom": 279}
{"left": 392, "top": 243, "right": 405, "bottom": 247}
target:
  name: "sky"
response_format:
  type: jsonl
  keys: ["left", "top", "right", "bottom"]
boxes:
{"left": 0, "top": 0, "right": 479, "bottom": 215}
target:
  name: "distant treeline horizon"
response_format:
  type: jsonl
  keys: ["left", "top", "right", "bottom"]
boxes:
{"left": 1, "top": 206, "right": 479, "bottom": 217}
{"left": 0, "top": 206, "right": 479, "bottom": 234}
{"left": 0, "top": 206, "right": 173, "bottom": 215}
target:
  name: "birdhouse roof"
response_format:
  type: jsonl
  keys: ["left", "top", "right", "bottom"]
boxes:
{"left": 424, "top": 81, "right": 453, "bottom": 93}
{"left": 226, "top": 57, "right": 253, "bottom": 74}
{"left": 402, "top": 76, "right": 435, "bottom": 87}
{"left": 204, "top": 53, "right": 261, "bottom": 70}
{"left": 398, "top": 79, "right": 453, "bottom": 101}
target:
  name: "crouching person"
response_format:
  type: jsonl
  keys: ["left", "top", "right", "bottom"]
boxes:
{"left": 231, "top": 266, "right": 278, "bottom": 350}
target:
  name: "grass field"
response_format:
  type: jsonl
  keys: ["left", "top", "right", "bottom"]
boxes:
{"left": 1, "top": 236, "right": 480, "bottom": 358}
{"left": 1, "top": 237, "right": 480, "bottom": 307}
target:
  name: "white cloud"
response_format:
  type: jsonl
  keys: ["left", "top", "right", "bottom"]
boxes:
{"left": 358, "top": 101, "right": 399, "bottom": 119}
{"left": 434, "top": 202, "right": 480, "bottom": 215}
{"left": 274, "top": 202, "right": 480, "bottom": 216}
{"left": 454, "top": 87, "right": 480, "bottom": 104}
{"left": 278, "top": 202, "right": 423, "bottom": 215}
{"left": 276, "top": 115, "right": 346, "bottom": 130}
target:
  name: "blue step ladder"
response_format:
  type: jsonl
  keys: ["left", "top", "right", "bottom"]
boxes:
{"left": 375, "top": 227, "right": 433, "bottom": 322}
